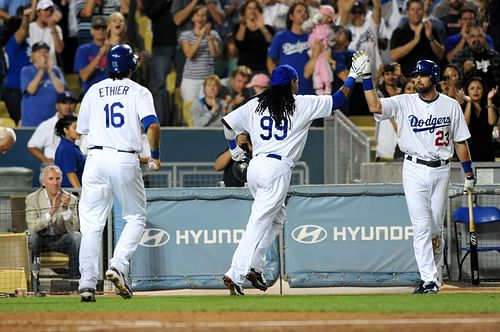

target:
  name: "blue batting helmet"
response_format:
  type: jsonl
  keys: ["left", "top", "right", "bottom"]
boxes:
{"left": 410, "top": 59, "right": 440, "bottom": 85}
{"left": 107, "top": 44, "right": 138, "bottom": 74}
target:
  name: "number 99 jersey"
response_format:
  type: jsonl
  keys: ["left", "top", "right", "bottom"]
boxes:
{"left": 223, "top": 95, "right": 333, "bottom": 164}
{"left": 76, "top": 77, "right": 156, "bottom": 152}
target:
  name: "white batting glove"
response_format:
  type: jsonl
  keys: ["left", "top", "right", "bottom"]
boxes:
{"left": 230, "top": 145, "right": 246, "bottom": 162}
{"left": 361, "top": 55, "right": 371, "bottom": 77}
{"left": 349, "top": 50, "right": 368, "bottom": 79}
{"left": 463, "top": 175, "right": 476, "bottom": 193}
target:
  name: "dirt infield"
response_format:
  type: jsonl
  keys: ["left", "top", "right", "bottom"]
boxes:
{"left": 1, "top": 311, "right": 500, "bottom": 332}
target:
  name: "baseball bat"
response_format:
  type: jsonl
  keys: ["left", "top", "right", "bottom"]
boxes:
{"left": 468, "top": 191, "right": 480, "bottom": 285}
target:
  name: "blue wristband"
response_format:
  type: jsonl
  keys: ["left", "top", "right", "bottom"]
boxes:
{"left": 228, "top": 139, "right": 237, "bottom": 150}
{"left": 151, "top": 149, "right": 160, "bottom": 159}
{"left": 362, "top": 77, "right": 374, "bottom": 90}
{"left": 344, "top": 76, "right": 355, "bottom": 90}
{"left": 461, "top": 160, "right": 473, "bottom": 173}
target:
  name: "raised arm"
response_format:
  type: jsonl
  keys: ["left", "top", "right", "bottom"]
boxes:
{"left": 356, "top": 50, "right": 383, "bottom": 114}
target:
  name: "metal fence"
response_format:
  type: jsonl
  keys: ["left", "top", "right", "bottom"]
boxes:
{"left": 446, "top": 186, "right": 500, "bottom": 282}
{"left": 143, "top": 161, "right": 310, "bottom": 188}
{"left": 324, "top": 112, "right": 371, "bottom": 184}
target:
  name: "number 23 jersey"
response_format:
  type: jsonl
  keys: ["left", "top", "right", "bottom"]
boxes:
{"left": 223, "top": 94, "right": 333, "bottom": 164}
{"left": 76, "top": 77, "right": 156, "bottom": 152}
{"left": 378, "top": 93, "right": 471, "bottom": 160}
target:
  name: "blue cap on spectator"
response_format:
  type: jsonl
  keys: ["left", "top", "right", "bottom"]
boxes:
{"left": 57, "top": 90, "right": 77, "bottom": 103}
{"left": 31, "top": 41, "right": 50, "bottom": 53}
{"left": 270, "top": 64, "right": 298, "bottom": 87}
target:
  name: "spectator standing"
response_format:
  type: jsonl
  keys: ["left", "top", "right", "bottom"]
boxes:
{"left": 74, "top": 16, "right": 110, "bottom": 95}
{"left": 267, "top": 2, "right": 313, "bottom": 95}
{"left": 28, "top": 0, "right": 64, "bottom": 67}
{"left": 21, "top": 41, "right": 65, "bottom": 127}
{"left": 390, "top": 0, "right": 444, "bottom": 77}
{"left": 438, "top": 0, "right": 464, "bottom": 36}
{"left": 143, "top": 0, "right": 177, "bottom": 126}
{"left": 337, "top": 0, "right": 385, "bottom": 77}
{"left": 445, "top": 6, "right": 494, "bottom": 63}
{"left": 74, "top": 0, "right": 120, "bottom": 45}
{"left": 302, "top": 4, "right": 335, "bottom": 95}
{"left": 106, "top": 11, "right": 127, "bottom": 45}
{"left": 398, "top": 0, "right": 447, "bottom": 48}
{"left": 214, "top": 33, "right": 238, "bottom": 79}
{"left": 27, "top": 90, "right": 77, "bottom": 165}
{"left": 190, "top": 74, "right": 227, "bottom": 127}
{"left": 305, "top": 27, "right": 355, "bottom": 112}
{"left": 233, "top": 0, "right": 274, "bottom": 74}
{"left": 172, "top": 0, "right": 224, "bottom": 87}
{"left": 26, "top": 164, "right": 80, "bottom": 279}
{"left": 462, "top": 77, "right": 498, "bottom": 161}
{"left": 179, "top": 5, "right": 221, "bottom": 106}
{"left": 452, "top": 25, "right": 500, "bottom": 93}
{"left": 54, "top": 114, "right": 86, "bottom": 188}
{"left": 1, "top": 6, "right": 32, "bottom": 125}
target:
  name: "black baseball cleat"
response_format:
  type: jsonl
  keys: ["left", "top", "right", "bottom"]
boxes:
{"left": 413, "top": 280, "right": 439, "bottom": 294}
{"left": 223, "top": 275, "right": 245, "bottom": 296}
{"left": 80, "top": 288, "right": 96, "bottom": 302}
{"left": 106, "top": 267, "right": 133, "bottom": 299}
{"left": 246, "top": 268, "right": 268, "bottom": 292}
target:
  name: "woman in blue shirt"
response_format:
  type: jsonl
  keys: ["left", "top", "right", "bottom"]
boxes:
{"left": 54, "top": 115, "right": 86, "bottom": 189}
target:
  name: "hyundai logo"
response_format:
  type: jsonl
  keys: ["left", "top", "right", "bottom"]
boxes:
{"left": 139, "top": 228, "right": 170, "bottom": 247}
{"left": 291, "top": 225, "right": 327, "bottom": 244}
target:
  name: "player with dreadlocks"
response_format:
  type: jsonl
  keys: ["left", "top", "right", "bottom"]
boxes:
{"left": 220, "top": 52, "right": 369, "bottom": 296}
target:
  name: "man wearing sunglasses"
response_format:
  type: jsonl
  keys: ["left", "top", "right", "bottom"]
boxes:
{"left": 74, "top": 15, "right": 110, "bottom": 95}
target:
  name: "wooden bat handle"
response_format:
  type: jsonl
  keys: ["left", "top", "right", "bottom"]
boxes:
{"left": 468, "top": 191, "right": 475, "bottom": 233}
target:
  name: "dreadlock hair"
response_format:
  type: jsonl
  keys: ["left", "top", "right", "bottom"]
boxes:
{"left": 255, "top": 84, "right": 295, "bottom": 128}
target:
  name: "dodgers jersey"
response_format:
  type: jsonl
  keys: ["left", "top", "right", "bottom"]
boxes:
{"left": 378, "top": 93, "right": 470, "bottom": 160}
{"left": 223, "top": 95, "right": 333, "bottom": 163}
{"left": 77, "top": 77, "right": 156, "bottom": 152}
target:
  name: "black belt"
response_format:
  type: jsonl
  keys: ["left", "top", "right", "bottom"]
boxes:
{"left": 406, "top": 155, "right": 449, "bottom": 168}
{"left": 89, "top": 146, "right": 135, "bottom": 154}
{"left": 267, "top": 153, "right": 282, "bottom": 160}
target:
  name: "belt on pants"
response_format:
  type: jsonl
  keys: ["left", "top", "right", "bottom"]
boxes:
{"left": 266, "top": 153, "right": 282, "bottom": 160}
{"left": 405, "top": 155, "right": 449, "bottom": 168}
{"left": 89, "top": 146, "right": 136, "bottom": 154}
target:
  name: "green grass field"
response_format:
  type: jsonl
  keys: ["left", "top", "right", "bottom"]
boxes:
{"left": 1, "top": 293, "right": 500, "bottom": 314}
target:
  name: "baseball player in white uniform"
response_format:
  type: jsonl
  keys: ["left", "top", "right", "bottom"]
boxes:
{"left": 221, "top": 58, "right": 366, "bottom": 295}
{"left": 358, "top": 54, "right": 476, "bottom": 294}
{"left": 77, "top": 44, "right": 161, "bottom": 302}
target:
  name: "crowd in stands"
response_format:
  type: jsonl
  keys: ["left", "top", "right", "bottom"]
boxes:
{"left": 0, "top": 0, "right": 498, "bottom": 163}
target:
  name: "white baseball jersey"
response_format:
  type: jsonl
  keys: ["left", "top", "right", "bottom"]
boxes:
{"left": 223, "top": 95, "right": 333, "bottom": 163}
{"left": 378, "top": 93, "right": 471, "bottom": 160}
{"left": 77, "top": 77, "right": 156, "bottom": 151}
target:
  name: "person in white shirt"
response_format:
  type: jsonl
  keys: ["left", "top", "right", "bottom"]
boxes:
{"left": 27, "top": 90, "right": 77, "bottom": 165}
{"left": 28, "top": 0, "right": 64, "bottom": 66}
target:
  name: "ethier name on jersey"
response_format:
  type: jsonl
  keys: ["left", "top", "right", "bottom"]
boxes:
{"left": 408, "top": 114, "right": 451, "bottom": 133}
{"left": 98, "top": 85, "right": 130, "bottom": 98}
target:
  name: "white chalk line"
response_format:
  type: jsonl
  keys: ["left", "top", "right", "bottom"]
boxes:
{"left": 1, "top": 317, "right": 500, "bottom": 331}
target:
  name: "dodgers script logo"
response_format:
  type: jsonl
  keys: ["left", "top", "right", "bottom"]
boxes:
{"left": 409, "top": 114, "right": 450, "bottom": 133}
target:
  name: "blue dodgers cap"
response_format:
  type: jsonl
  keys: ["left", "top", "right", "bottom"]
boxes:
{"left": 57, "top": 90, "right": 77, "bottom": 103}
{"left": 270, "top": 64, "right": 298, "bottom": 87}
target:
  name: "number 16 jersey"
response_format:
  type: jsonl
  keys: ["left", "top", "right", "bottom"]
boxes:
{"left": 77, "top": 77, "right": 156, "bottom": 152}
